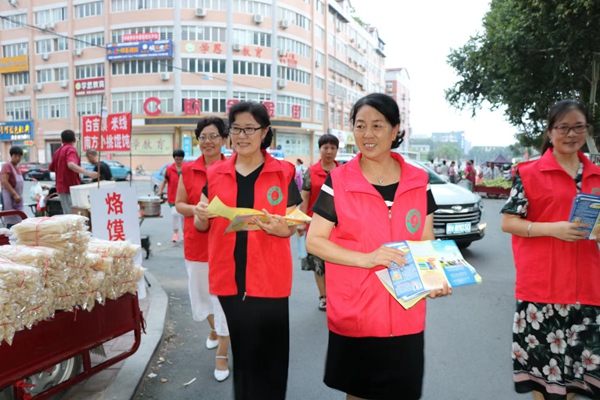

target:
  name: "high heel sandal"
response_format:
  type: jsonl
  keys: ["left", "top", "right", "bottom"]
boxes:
{"left": 214, "top": 355, "right": 230, "bottom": 382}
{"left": 206, "top": 329, "right": 218, "bottom": 349}
{"left": 318, "top": 295, "right": 327, "bottom": 312}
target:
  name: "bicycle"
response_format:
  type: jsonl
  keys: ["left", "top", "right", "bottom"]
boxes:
{"left": 135, "top": 164, "right": 146, "bottom": 176}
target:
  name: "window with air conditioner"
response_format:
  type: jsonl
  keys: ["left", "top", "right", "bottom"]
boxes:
{"left": 232, "top": 43, "right": 242, "bottom": 52}
{"left": 160, "top": 72, "right": 170, "bottom": 81}
{"left": 277, "top": 79, "right": 286, "bottom": 88}
{"left": 253, "top": 14, "right": 263, "bottom": 24}
{"left": 195, "top": 8, "right": 206, "bottom": 17}
{"left": 60, "top": 81, "right": 68, "bottom": 88}
{"left": 280, "top": 20, "right": 289, "bottom": 29}
{"left": 34, "top": 83, "right": 43, "bottom": 91}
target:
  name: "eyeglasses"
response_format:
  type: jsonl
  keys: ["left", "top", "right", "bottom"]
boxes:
{"left": 230, "top": 126, "right": 263, "bottom": 135}
{"left": 552, "top": 124, "right": 589, "bottom": 135}
{"left": 198, "top": 134, "right": 222, "bottom": 142}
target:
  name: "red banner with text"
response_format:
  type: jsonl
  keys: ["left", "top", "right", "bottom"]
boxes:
{"left": 82, "top": 113, "right": 132, "bottom": 152}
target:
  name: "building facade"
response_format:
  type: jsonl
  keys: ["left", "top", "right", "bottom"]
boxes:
{"left": 384, "top": 67, "right": 410, "bottom": 152}
{"left": 0, "top": 0, "right": 386, "bottom": 168}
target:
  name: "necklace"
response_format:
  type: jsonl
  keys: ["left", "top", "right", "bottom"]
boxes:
{"left": 360, "top": 159, "right": 384, "bottom": 185}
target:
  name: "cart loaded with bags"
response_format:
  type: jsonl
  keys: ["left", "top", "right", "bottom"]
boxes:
{"left": 0, "top": 211, "right": 145, "bottom": 400}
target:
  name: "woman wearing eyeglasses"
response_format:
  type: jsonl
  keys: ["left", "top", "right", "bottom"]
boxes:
{"left": 501, "top": 99, "right": 600, "bottom": 400}
{"left": 194, "top": 102, "right": 301, "bottom": 400}
{"left": 175, "top": 117, "right": 231, "bottom": 382}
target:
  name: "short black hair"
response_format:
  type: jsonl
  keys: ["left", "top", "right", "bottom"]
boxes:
{"left": 350, "top": 93, "right": 403, "bottom": 149}
{"left": 173, "top": 149, "right": 185, "bottom": 158}
{"left": 61, "top": 129, "right": 76, "bottom": 143}
{"left": 195, "top": 117, "right": 228, "bottom": 140}
{"left": 9, "top": 146, "right": 23, "bottom": 156}
{"left": 318, "top": 134, "right": 339, "bottom": 149}
{"left": 541, "top": 99, "right": 590, "bottom": 154}
{"left": 86, "top": 148, "right": 98, "bottom": 156}
{"left": 228, "top": 101, "right": 273, "bottom": 149}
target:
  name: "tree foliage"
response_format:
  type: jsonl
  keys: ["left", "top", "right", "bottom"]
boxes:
{"left": 446, "top": 0, "right": 600, "bottom": 150}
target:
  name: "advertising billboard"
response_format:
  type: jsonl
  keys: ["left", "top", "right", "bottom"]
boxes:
{"left": 0, "top": 121, "right": 34, "bottom": 142}
{"left": 106, "top": 40, "right": 173, "bottom": 61}
{"left": 0, "top": 55, "right": 29, "bottom": 74}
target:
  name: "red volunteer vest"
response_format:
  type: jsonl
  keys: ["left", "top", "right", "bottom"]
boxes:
{"left": 513, "top": 150, "right": 600, "bottom": 306}
{"left": 306, "top": 159, "right": 340, "bottom": 217}
{"left": 207, "top": 151, "right": 296, "bottom": 297}
{"left": 165, "top": 163, "right": 180, "bottom": 204}
{"left": 327, "top": 152, "right": 429, "bottom": 338}
{"left": 180, "top": 156, "right": 225, "bottom": 262}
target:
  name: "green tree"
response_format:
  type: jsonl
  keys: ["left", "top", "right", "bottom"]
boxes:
{"left": 446, "top": 0, "right": 600, "bottom": 150}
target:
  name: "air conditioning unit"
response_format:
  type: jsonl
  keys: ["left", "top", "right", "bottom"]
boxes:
{"left": 350, "top": 37, "right": 355, "bottom": 43}
{"left": 7, "top": 87, "right": 15, "bottom": 94}
{"left": 17, "top": 84, "right": 24, "bottom": 92}
{"left": 41, "top": 53, "right": 49, "bottom": 61}
{"left": 277, "top": 49, "right": 286, "bottom": 57}
{"left": 277, "top": 79, "right": 286, "bottom": 89}
{"left": 73, "top": 48, "right": 82, "bottom": 57}
{"left": 160, "top": 72, "right": 170, "bottom": 81}
{"left": 232, "top": 43, "right": 242, "bottom": 52}
{"left": 60, "top": 81, "right": 68, "bottom": 88}
{"left": 280, "top": 19, "right": 290, "bottom": 29}
{"left": 253, "top": 14, "right": 263, "bottom": 24}
{"left": 47, "top": 22, "right": 56, "bottom": 30}
{"left": 195, "top": 8, "right": 206, "bottom": 17}
{"left": 34, "top": 83, "right": 43, "bottom": 92}
{"left": 315, "top": 60, "right": 321, "bottom": 68}
{"left": 8, "top": 0, "right": 17, "bottom": 6}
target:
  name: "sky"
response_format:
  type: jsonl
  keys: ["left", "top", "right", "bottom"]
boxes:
{"left": 349, "top": 0, "right": 517, "bottom": 148}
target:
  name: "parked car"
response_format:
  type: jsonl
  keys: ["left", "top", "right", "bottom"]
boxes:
{"left": 84, "top": 160, "right": 132, "bottom": 181}
{"left": 80, "top": 162, "right": 93, "bottom": 184}
{"left": 267, "top": 149, "right": 285, "bottom": 160}
{"left": 409, "top": 159, "right": 485, "bottom": 249}
{"left": 19, "top": 162, "right": 43, "bottom": 180}
{"left": 24, "top": 163, "right": 55, "bottom": 181}
{"left": 335, "top": 153, "right": 355, "bottom": 165}
{"left": 151, "top": 163, "right": 171, "bottom": 195}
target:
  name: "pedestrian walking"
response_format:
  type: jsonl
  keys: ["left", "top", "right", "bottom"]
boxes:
{"left": 158, "top": 149, "right": 185, "bottom": 242}
{"left": 175, "top": 117, "right": 231, "bottom": 382}
{"left": 49, "top": 129, "right": 98, "bottom": 214}
{"left": 501, "top": 99, "right": 600, "bottom": 400}
{"left": 1, "top": 146, "right": 24, "bottom": 228}
{"left": 449, "top": 161, "right": 458, "bottom": 183}
{"left": 85, "top": 149, "right": 113, "bottom": 182}
{"left": 464, "top": 160, "right": 476, "bottom": 191}
{"left": 439, "top": 159, "right": 449, "bottom": 177}
{"left": 194, "top": 101, "right": 301, "bottom": 400}
{"left": 297, "top": 133, "right": 339, "bottom": 312}
{"left": 306, "top": 93, "right": 450, "bottom": 400}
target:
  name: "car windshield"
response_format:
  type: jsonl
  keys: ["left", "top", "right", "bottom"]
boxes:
{"left": 411, "top": 161, "right": 447, "bottom": 184}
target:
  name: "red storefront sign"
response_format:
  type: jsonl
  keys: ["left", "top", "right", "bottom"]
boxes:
{"left": 74, "top": 78, "right": 105, "bottom": 96}
{"left": 82, "top": 113, "right": 132, "bottom": 152}
{"left": 291, "top": 105, "right": 301, "bottom": 119}
{"left": 122, "top": 32, "right": 160, "bottom": 42}
{"left": 262, "top": 101, "right": 275, "bottom": 118}
{"left": 226, "top": 99, "right": 240, "bottom": 114}
{"left": 183, "top": 99, "right": 201, "bottom": 115}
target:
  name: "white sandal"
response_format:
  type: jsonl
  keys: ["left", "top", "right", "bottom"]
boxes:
{"left": 214, "top": 355, "right": 230, "bottom": 382}
{"left": 206, "top": 329, "right": 218, "bottom": 349}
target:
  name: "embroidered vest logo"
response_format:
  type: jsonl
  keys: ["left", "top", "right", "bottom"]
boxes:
{"left": 267, "top": 186, "right": 283, "bottom": 205}
{"left": 405, "top": 209, "right": 421, "bottom": 234}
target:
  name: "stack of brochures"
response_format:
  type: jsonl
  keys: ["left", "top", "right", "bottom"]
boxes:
{"left": 376, "top": 240, "right": 482, "bottom": 309}
{"left": 568, "top": 193, "right": 600, "bottom": 240}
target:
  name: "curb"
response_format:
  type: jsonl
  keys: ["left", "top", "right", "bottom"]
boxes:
{"left": 102, "top": 272, "right": 168, "bottom": 400}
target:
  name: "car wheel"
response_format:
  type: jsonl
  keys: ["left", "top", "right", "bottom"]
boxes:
{"left": 0, "top": 356, "right": 82, "bottom": 399}
{"left": 457, "top": 242, "right": 472, "bottom": 249}
{"left": 126, "top": 172, "right": 132, "bottom": 181}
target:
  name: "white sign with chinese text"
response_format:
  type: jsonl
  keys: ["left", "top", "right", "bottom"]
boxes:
{"left": 89, "top": 187, "right": 146, "bottom": 297}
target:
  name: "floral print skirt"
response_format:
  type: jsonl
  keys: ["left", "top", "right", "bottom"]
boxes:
{"left": 513, "top": 300, "right": 600, "bottom": 399}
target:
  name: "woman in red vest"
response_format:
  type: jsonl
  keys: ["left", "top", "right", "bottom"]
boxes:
{"left": 194, "top": 102, "right": 301, "bottom": 400}
{"left": 306, "top": 93, "right": 450, "bottom": 400}
{"left": 501, "top": 100, "right": 600, "bottom": 400}
{"left": 175, "top": 117, "right": 230, "bottom": 382}
{"left": 298, "top": 133, "right": 339, "bottom": 311}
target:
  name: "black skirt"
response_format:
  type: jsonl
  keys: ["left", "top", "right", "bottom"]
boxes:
{"left": 324, "top": 330, "right": 424, "bottom": 400}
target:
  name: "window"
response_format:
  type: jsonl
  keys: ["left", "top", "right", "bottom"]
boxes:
{"left": 277, "top": 37, "right": 311, "bottom": 58}
{"left": 181, "top": 0, "right": 226, "bottom": 10}
{"left": 181, "top": 26, "right": 226, "bottom": 42}
{"left": 74, "top": 1, "right": 103, "bottom": 18}
{"left": 314, "top": 102, "right": 324, "bottom": 122}
{"left": 277, "top": 66, "right": 311, "bottom": 85}
{"left": 76, "top": 63, "right": 105, "bottom": 79}
{"left": 5, "top": 100, "right": 31, "bottom": 121}
{"left": 76, "top": 95, "right": 103, "bottom": 117}
{"left": 111, "top": 27, "right": 173, "bottom": 42}
{"left": 183, "top": 58, "right": 225, "bottom": 74}
{"left": 34, "top": 7, "right": 67, "bottom": 25}
{"left": 277, "top": 96, "right": 311, "bottom": 119}
{"left": 111, "top": 91, "right": 174, "bottom": 114}
{"left": 233, "top": 0, "right": 272, "bottom": 15}
{"left": 3, "top": 72, "right": 30, "bottom": 87}
{"left": 316, "top": 0, "right": 324, "bottom": 14}
{"left": 2, "top": 43, "right": 28, "bottom": 58}
{"left": 182, "top": 90, "right": 226, "bottom": 113}
{"left": 233, "top": 61, "right": 271, "bottom": 77}
{"left": 110, "top": 0, "right": 173, "bottom": 12}
{"left": 37, "top": 69, "right": 53, "bottom": 83}
{"left": 2, "top": 13, "right": 27, "bottom": 30}
{"left": 233, "top": 29, "right": 271, "bottom": 47}
{"left": 315, "top": 76, "right": 324, "bottom": 91}
{"left": 74, "top": 32, "right": 105, "bottom": 49}
{"left": 111, "top": 60, "right": 173, "bottom": 75}
{"left": 315, "top": 25, "right": 325, "bottom": 41}
{"left": 232, "top": 91, "right": 271, "bottom": 102}
{"left": 35, "top": 38, "right": 68, "bottom": 54}
{"left": 37, "top": 97, "right": 70, "bottom": 119}
{"left": 278, "top": 8, "right": 311, "bottom": 31}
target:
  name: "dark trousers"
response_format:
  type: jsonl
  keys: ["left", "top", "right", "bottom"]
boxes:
{"left": 219, "top": 295, "right": 290, "bottom": 400}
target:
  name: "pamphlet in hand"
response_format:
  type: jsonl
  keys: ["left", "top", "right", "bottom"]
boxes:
{"left": 207, "top": 196, "right": 311, "bottom": 233}
{"left": 568, "top": 193, "right": 600, "bottom": 240}
{"left": 375, "top": 240, "right": 480, "bottom": 309}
